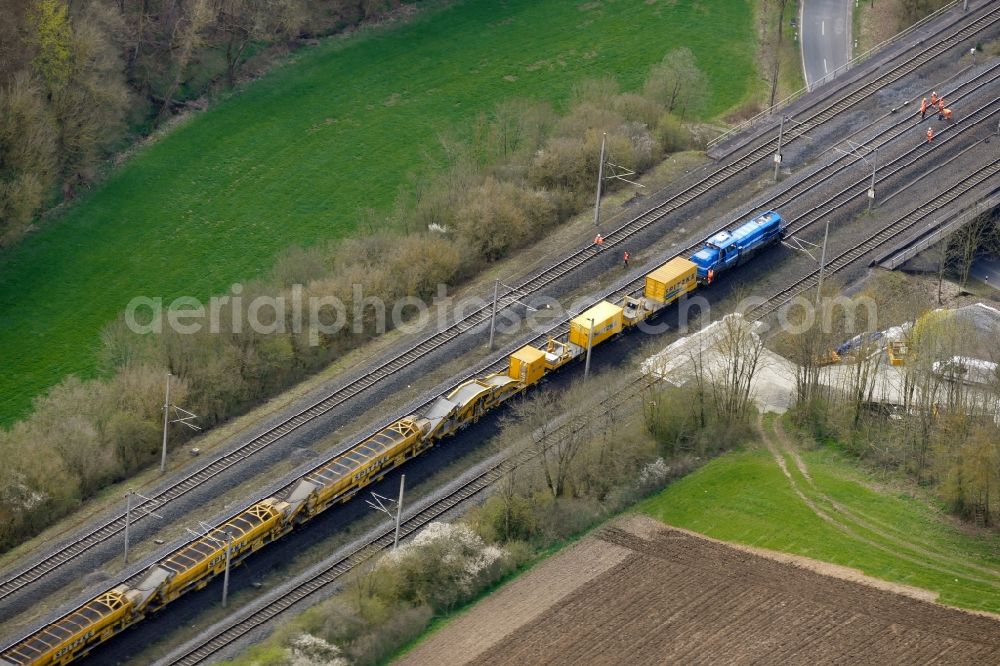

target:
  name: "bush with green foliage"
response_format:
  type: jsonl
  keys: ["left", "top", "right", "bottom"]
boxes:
{"left": 219, "top": 372, "right": 751, "bottom": 666}
{"left": 0, "top": 51, "right": 709, "bottom": 553}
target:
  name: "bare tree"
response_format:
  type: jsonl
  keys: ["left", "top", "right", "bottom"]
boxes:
{"left": 494, "top": 465, "right": 521, "bottom": 541}
{"left": 683, "top": 337, "right": 710, "bottom": 429}
{"left": 840, "top": 333, "right": 882, "bottom": 431}
{"left": 900, "top": 309, "right": 978, "bottom": 477}
{"left": 513, "top": 383, "right": 593, "bottom": 498}
{"left": 214, "top": 0, "right": 300, "bottom": 87}
{"left": 157, "top": 0, "right": 212, "bottom": 124}
{"left": 950, "top": 213, "right": 997, "bottom": 291}
{"left": 0, "top": 72, "right": 58, "bottom": 244}
{"left": 773, "top": 293, "right": 838, "bottom": 412}
{"left": 758, "top": 0, "right": 791, "bottom": 109}
{"left": 936, "top": 422, "right": 1000, "bottom": 525}
{"left": 709, "top": 314, "right": 765, "bottom": 421}
{"left": 497, "top": 99, "right": 554, "bottom": 161}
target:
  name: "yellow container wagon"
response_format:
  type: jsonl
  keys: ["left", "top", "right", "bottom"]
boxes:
{"left": 644, "top": 257, "right": 697, "bottom": 305}
{"left": 568, "top": 301, "right": 623, "bottom": 349}
{"left": 509, "top": 345, "right": 547, "bottom": 385}
{"left": 887, "top": 341, "right": 909, "bottom": 366}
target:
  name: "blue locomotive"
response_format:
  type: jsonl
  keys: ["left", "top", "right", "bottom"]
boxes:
{"left": 691, "top": 210, "right": 784, "bottom": 283}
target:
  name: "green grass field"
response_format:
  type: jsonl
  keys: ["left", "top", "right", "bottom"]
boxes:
{"left": 0, "top": 0, "right": 757, "bottom": 423}
{"left": 640, "top": 440, "right": 1000, "bottom": 613}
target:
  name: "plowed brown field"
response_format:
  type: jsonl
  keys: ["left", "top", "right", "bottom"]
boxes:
{"left": 397, "top": 516, "right": 1000, "bottom": 665}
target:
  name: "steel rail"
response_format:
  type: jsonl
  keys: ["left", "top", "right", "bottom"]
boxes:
{"left": 160, "top": 157, "right": 999, "bottom": 665}
{"left": 877, "top": 192, "right": 1000, "bottom": 269}
{"left": 163, "top": 376, "right": 659, "bottom": 666}
{"left": 781, "top": 99, "right": 1000, "bottom": 237}
{"left": 489, "top": 98, "right": 1000, "bottom": 368}
{"left": 266, "top": 92, "right": 1000, "bottom": 505}
{"left": 707, "top": 0, "right": 967, "bottom": 150}
{"left": 672, "top": 66, "right": 1000, "bottom": 261}
{"left": 748, "top": 158, "right": 1000, "bottom": 321}
{"left": 3, "top": 1, "right": 997, "bottom": 612}
{"left": 267, "top": 86, "right": 999, "bottom": 509}
{"left": 11, "top": 80, "right": 996, "bottom": 665}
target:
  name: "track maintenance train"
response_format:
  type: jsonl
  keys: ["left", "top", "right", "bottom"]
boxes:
{"left": 0, "top": 211, "right": 784, "bottom": 666}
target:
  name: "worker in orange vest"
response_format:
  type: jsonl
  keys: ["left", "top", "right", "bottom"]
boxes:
{"left": 937, "top": 97, "right": 946, "bottom": 119}
{"left": 594, "top": 233, "right": 604, "bottom": 250}
{"left": 926, "top": 126, "right": 934, "bottom": 143}
{"left": 930, "top": 91, "right": 938, "bottom": 107}
{"left": 623, "top": 250, "right": 630, "bottom": 268}
{"left": 942, "top": 107, "right": 953, "bottom": 122}
{"left": 707, "top": 268, "right": 715, "bottom": 285}
{"left": 919, "top": 97, "right": 928, "bottom": 120}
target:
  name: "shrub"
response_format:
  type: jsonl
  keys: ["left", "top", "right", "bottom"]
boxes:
{"left": 373, "top": 522, "right": 514, "bottom": 611}
{"left": 655, "top": 112, "right": 693, "bottom": 153}
{"left": 342, "top": 603, "right": 432, "bottom": 665}
{"left": 2, "top": 50, "right": 719, "bottom": 551}
{"left": 723, "top": 99, "right": 762, "bottom": 123}
{"left": 529, "top": 494, "right": 605, "bottom": 543}
{"left": 0, "top": 73, "right": 58, "bottom": 245}
{"left": 286, "top": 633, "right": 348, "bottom": 666}
{"left": 452, "top": 177, "right": 553, "bottom": 262}
{"left": 613, "top": 92, "right": 664, "bottom": 128}
{"left": 529, "top": 135, "right": 590, "bottom": 192}
{"left": 572, "top": 420, "right": 658, "bottom": 503}
{"left": 387, "top": 233, "right": 461, "bottom": 300}
{"left": 471, "top": 493, "right": 539, "bottom": 543}
{"left": 643, "top": 47, "right": 709, "bottom": 118}
{"left": 269, "top": 245, "right": 331, "bottom": 288}
{"left": 0, "top": 360, "right": 187, "bottom": 550}
{"left": 557, "top": 101, "right": 623, "bottom": 139}
{"left": 619, "top": 120, "right": 661, "bottom": 171}
{"left": 570, "top": 76, "right": 621, "bottom": 106}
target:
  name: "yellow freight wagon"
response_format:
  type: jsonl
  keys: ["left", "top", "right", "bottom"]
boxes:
{"left": 155, "top": 500, "right": 285, "bottom": 603}
{"left": 2, "top": 587, "right": 134, "bottom": 666}
{"left": 569, "top": 301, "right": 623, "bottom": 349}
{"left": 509, "top": 345, "right": 547, "bottom": 385}
{"left": 301, "top": 420, "right": 422, "bottom": 512}
{"left": 887, "top": 341, "right": 909, "bottom": 366}
{"left": 645, "top": 257, "right": 697, "bottom": 305}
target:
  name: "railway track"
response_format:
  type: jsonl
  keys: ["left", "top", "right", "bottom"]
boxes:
{"left": 163, "top": 461, "right": 507, "bottom": 666}
{"left": 718, "top": 65, "right": 1000, "bottom": 235}
{"left": 748, "top": 156, "right": 1000, "bottom": 321}
{"left": 162, "top": 375, "right": 659, "bottom": 666}
{"left": 162, "top": 461, "right": 509, "bottom": 666}
{"left": 596, "top": 65, "right": 1000, "bottom": 291}
{"left": 235, "top": 69, "right": 990, "bottom": 493}
{"left": 781, "top": 99, "right": 1000, "bottom": 237}
{"left": 3, "top": 0, "right": 997, "bottom": 619}
{"left": 11, "top": 67, "right": 997, "bottom": 664}
{"left": 706, "top": 0, "right": 967, "bottom": 153}
{"left": 162, "top": 144, "right": 999, "bottom": 661}
{"left": 258, "top": 85, "right": 997, "bottom": 505}
{"left": 492, "top": 94, "right": 1000, "bottom": 360}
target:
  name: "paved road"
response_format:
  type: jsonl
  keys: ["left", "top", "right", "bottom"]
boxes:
{"left": 801, "top": 0, "right": 853, "bottom": 90}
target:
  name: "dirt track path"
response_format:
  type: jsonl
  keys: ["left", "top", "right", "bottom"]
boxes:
{"left": 771, "top": 416, "right": 1000, "bottom": 581}
{"left": 756, "top": 414, "right": 1000, "bottom": 588}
